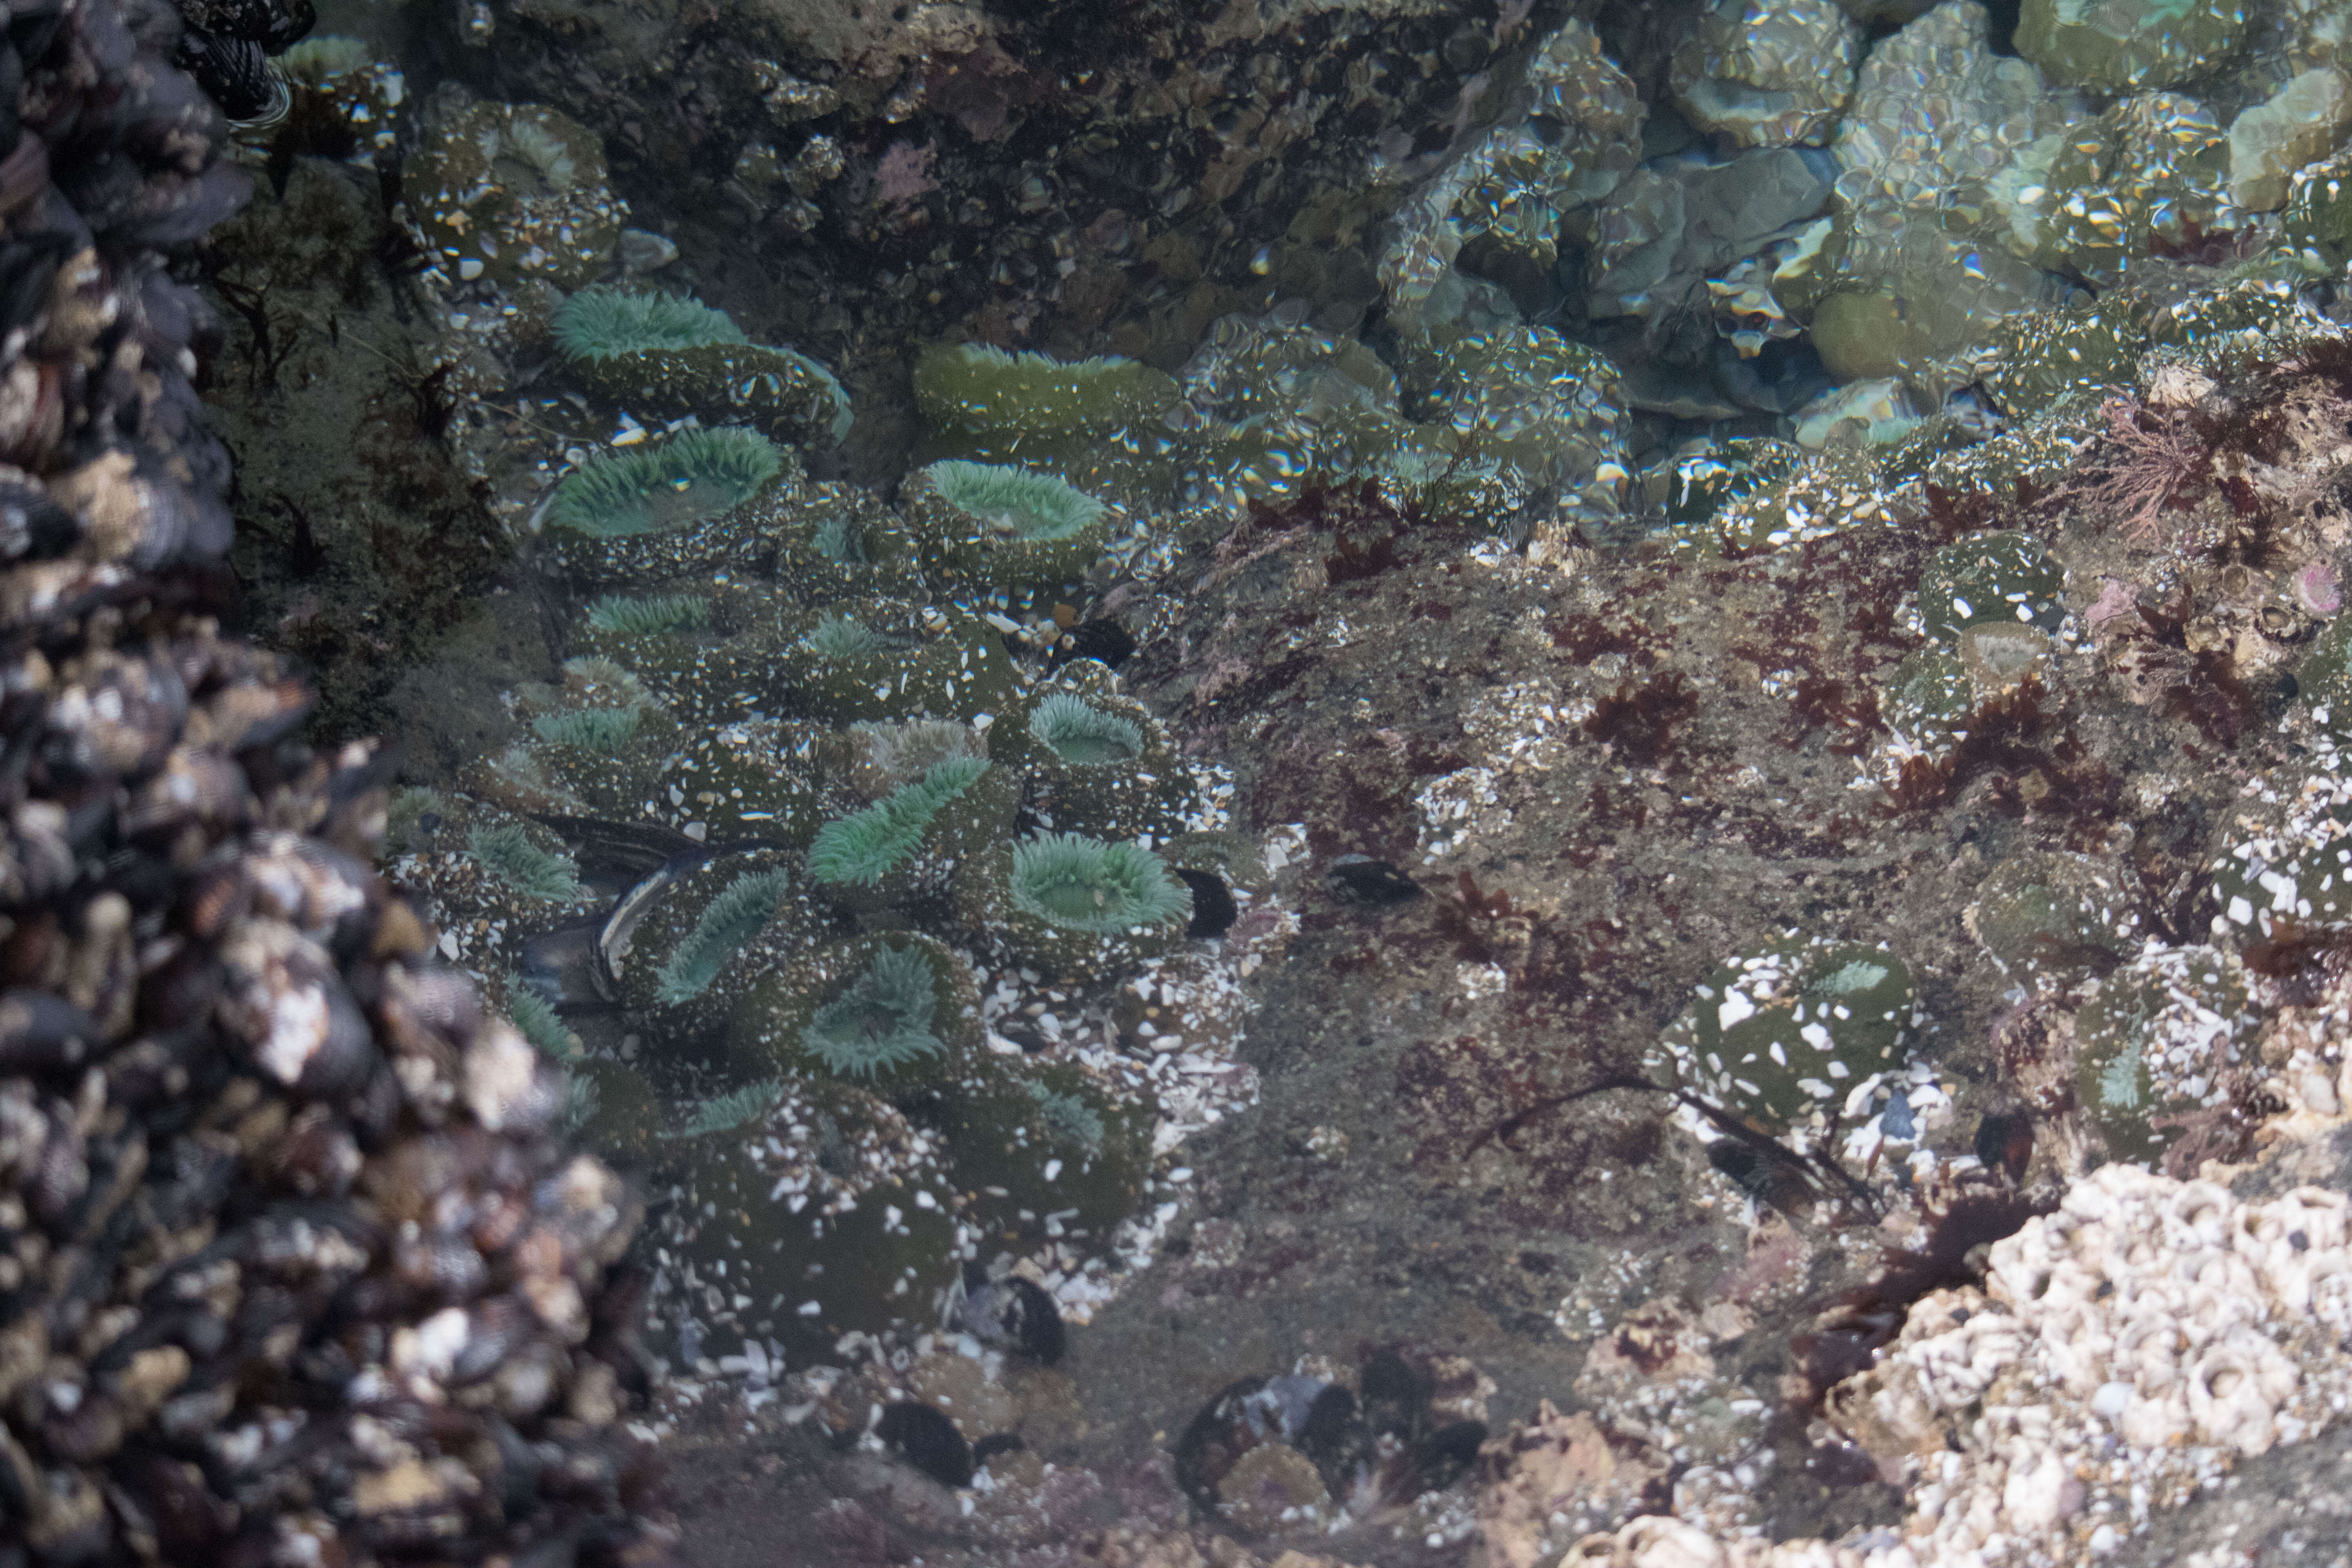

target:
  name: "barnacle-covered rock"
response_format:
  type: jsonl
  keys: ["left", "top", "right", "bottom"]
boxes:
{"left": 1808, "top": 1166, "right": 2351, "bottom": 1563}
{"left": 1655, "top": 936, "right": 1920, "bottom": 1131}
{"left": 553, "top": 285, "right": 854, "bottom": 447}
{"left": 401, "top": 100, "right": 626, "bottom": 289}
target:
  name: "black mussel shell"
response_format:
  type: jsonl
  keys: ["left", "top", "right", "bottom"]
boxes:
{"left": 876, "top": 1401, "right": 973, "bottom": 1488}
{"left": 1175, "top": 867, "right": 1237, "bottom": 938}
{"left": 1328, "top": 854, "right": 1422, "bottom": 905}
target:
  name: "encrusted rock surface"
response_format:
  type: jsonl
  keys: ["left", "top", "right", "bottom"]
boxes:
{"left": 134, "top": 0, "right": 2352, "bottom": 1564}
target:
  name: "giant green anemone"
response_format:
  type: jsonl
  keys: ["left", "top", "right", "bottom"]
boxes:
{"left": 1027, "top": 692, "right": 1143, "bottom": 765}
{"left": 554, "top": 286, "right": 748, "bottom": 361}
{"left": 583, "top": 593, "right": 710, "bottom": 637}
{"left": 464, "top": 823, "right": 584, "bottom": 902}
{"left": 798, "top": 614, "right": 892, "bottom": 661}
{"left": 800, "top": 943, "right": 947, "bottom": 1079}
{"left": 807, "top": 757, "right": 990, "bottom": 887}
{"left": 552, "top": 287, "right": 855, "bottom": 445}
{"left": 903, "top": 459, "right": 1109, "bottom": 587}
{"left": 1009, "top": 833, "right": 1189, "bottom": 933}
{"left": 924, "top": 461, "right": 1103, "bottom": 542}
{"left": 654, "top": 866, "right": 795, "bottom": 1006}
{"left": 530, "top": 705, "right": 642, "bottom": 749}
{"left": 546, "top": 427, "right": 782, "bottom": 538}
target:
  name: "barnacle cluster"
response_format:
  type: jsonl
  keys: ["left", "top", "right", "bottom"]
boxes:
{"left": 1553, "top": 1166, "right": 2352, "bottom": 1568}
{"left": 0, "top": 4, "right": 668, "bottom": 1559}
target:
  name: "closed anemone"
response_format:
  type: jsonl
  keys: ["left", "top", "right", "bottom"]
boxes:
{"left": 1027, "top": 692, "right": 1143, "bottom": 764}
{"left": 546, "top": 427, "right": 782, "bottom": 538}
{"left": 584, "top": 593, "right": 711, "bottom": 636}
{"left": 807, "top": 757, "right": 989, "bottom": 886}
{"left": 801, "top": 944, "right": 946, "bottom": 1078}
{"left": 531, "top": 706, "right": 641, "bottom": 748}
{"left": 1009, "top": 833, "right": 1189, "bottom": 933}
{"left": 924, "top": 459, "right": 1103, "bottom": 541}
{"left": 553, "top": 286, "right": 749, "bottom": 362}
{"left": 654, "top": 867, "right": 794, "bottom": 1005}
{"left": 800, "top": 614, "right": 891, "bottom": 660}
{"left": 465, "top": 824, "right": 583, "bottom": 901}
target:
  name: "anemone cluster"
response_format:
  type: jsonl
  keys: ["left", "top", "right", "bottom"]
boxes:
{"left": 0, "top": 4, "right": 667, "bottom": 1560}
{"left": 388, "top": 285, "right": 1258, "bottom": 1363}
